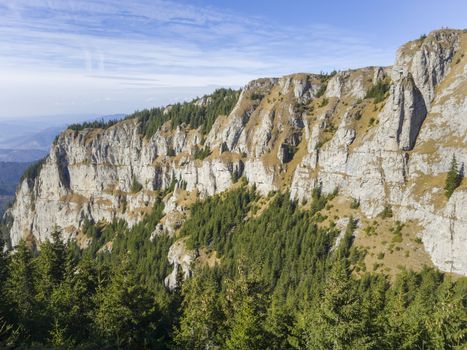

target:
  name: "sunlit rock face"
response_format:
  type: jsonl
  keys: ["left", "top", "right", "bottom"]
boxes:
{"left": 6, "top": 29, "right": 467, "bottom": 275}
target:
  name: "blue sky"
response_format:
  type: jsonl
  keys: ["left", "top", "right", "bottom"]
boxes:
{"left": 0, "top": 0, "right": 465, "bottom": 121}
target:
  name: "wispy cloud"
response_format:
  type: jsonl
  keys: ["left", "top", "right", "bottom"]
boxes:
{"left": 0, "top": 0, "right": 394, "bottom": 119}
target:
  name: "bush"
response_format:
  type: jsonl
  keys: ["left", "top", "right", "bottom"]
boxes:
{"left": 378, "top": 205, "right": 393, "bottom": 219}
{"left": 350, "top": 198, "right": 360, "bottom": 209}
{"left": 319, "top": 97, "right": 329, "bottom": 107}
{"left": 315, "top": 84, "right": 327, "bottom": 98}
{"left": 130, "top": 178, "right": 143, "bottom": 193}
{"left": 365, "top": 80, "right": 390, "bottom": 103}
{"left": 193, "top": 146, "right": 211, "bottom": 160}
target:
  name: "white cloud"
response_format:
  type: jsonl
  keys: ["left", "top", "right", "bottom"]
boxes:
{"left": 0, "top": 0, "right": 395, "bottom": 119}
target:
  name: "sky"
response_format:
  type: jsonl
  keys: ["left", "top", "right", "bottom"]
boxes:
{"left": 0, "top": 0, "right": 465, "bottom": 121}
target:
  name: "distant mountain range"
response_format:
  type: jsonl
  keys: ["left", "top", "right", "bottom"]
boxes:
{"left": 0, "top": 114, "right": 125, "bottom": 162}
{"left": 0, "top": 126, "right": 64, "bottom": 151}
{"left": 0, "top": 161, "right": 32, "bottom": 214}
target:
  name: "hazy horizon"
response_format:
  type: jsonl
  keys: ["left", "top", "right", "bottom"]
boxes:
{"left": 1, "top": 0, "right": 466, "bottom": 121}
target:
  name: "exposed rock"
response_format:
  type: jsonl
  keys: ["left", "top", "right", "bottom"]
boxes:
{"left": 5, "top": 29, "right": 467, "bottom": 276}
{"left": 164, "top": 238, "right": 195, "bottom": 290}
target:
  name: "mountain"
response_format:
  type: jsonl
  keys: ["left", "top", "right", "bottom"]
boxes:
{"left": 0, "top": 126, "right": 65, "bottom": 150}
{"left": 5, "top": 29, "right": 466, "bottom": 275}
{"left": 0, "top": 161, "right": 33, "bottom": 215}
{"left": 0, "top": 114, "right": 125, "bottom": 162}
{"left": 0, "top": 148, "right": 48, "bottom": 162}
{"left": 0, "top": 29, "right": 466, "bottom": 349}
{"left": 0, "top": 162, "right": 33, "bottom": 195}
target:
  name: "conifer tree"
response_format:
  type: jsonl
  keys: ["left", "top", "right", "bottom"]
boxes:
{"left": 0, "top": 238, "right": 8, "bottom": 313}
{"left": 93, "top": 255, "right": 162, "bottom": 349}
{"left": 36, "top": 228, "right": 66, "bottom": 301}
{"left": 445, "top": 155, "right": 462, "bottom": 198}
{"left": 426, "top": 278, "right": 467, "bottom": 349}
{"left": 223, "top": 267, "right": 269, "bottom": 350}
{"left": 47, "top": 246, "right": 97, "bottom": 345}
{"left": 5, "top": 241, "right": 36, "bottom": 336}
{"left": 174, "top": 272, "right": 222, "bottom": 349}
{"left": 302, "top": 260, "right": 370, "bottom": 350}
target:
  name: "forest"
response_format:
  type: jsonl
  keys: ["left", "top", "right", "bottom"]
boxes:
{"left": 66, "top": 88, "right": 240, "bottom": 138}
{"left": 0, "top": 186, "right": 466, "bottom": 349}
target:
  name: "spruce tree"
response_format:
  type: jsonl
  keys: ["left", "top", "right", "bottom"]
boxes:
{"left": 5, "top": 241, "right": 36, "bottom": 336}
{"left": 36, "top": 228, "right": 66, "bottom": 302}
{"left": 174, "top": 272, "right": 222, "bottom": 349}
{"left": 302, "top": 260, "right": 370, "bottom": 350}
{"left": 426, "top": 278, "right": 466, "bottom": 349}
{"left": 445, "top": 155, "right": 462, "bottom": 198}
{"left": 223, "top": 267, "right": 269, "bottom": 350}
{"left": 93, "top": 256, "right": 162, "bottom": 349}
{"left": 0, "top": 238, "right": 8, "bottom": 313}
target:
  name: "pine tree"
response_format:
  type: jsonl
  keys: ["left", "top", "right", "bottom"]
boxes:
{"left": 302, "top": 260, "right": 370, "bottom": 350}
{"left": 445, "top": 155, "right": 462, "bottom": 198}
{"left": 47, "top": 247, "right": 97, "bottom": 345}
{"left": 5, "top": 241, "right": 36, "bottom": 335}
{"left": 93, "top": 256, "right": 162, "bottom": 349}
{"left": 0, "top": 238, "right": 20, "bottom": 347}
{"left": 426, "top": 278, "right": 466, "bottom": 349}
{"left": 264, "top": 294, "right": 294, "bottom": 350}
{"left": 0, "top": 238, "right": 9, "bottom": 313}
{"left": 174, "top": 271, "right": 222, "bottom": 349}
{"left": 223, "top": 267, "right": 269, "bottom": 350}
{"left": 36, "top": 228, "right": 66, "bottom": 301}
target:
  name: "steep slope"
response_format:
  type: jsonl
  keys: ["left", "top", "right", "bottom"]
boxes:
{"left": 4, "top": 29, "right": 467, "bottom": 275}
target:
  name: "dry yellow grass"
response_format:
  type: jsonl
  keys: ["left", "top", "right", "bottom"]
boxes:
{"left": 196, "top": 248, "right": 221, "bottom": 268}
{"left": 354, "top": 218, "right": 433, "bottom": 277}
{"left": 314, "top": 194, "right": 434, "bottom": 278}
{"left": 60, "top": 193, "right": 88, "bottom": 206}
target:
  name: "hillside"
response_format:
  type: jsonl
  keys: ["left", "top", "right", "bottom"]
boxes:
{"left": 4, "top": 29, "right": 466, "bottom": 275}
{"left": 0, "top": 29, "right": 466, "bottom": 349}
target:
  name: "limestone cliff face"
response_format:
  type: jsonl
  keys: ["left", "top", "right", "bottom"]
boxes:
{"left": 5, "top": 29, "right": 467, "bottom": 275}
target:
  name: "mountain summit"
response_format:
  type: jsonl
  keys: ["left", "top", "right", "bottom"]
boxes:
{"left": 3, "top": 29, "right": 467, "bottom": 276}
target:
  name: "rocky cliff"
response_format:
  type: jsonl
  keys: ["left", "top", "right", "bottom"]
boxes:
{"left": 4, "top": 29, "right": 467, "bottom": 275}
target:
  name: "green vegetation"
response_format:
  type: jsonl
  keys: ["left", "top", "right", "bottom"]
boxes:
{"left": 137, "top": 88, "right": 239, "bottom": 138}
{"left": 0, "top": 186, "right": 466, "bottom": 349}
{"left": 20, "top": 158, "right": 46, "bottom": 185}
{"left": 350, "top": 197, "right": 360, "bottom": 209}
{"left": 318, "top": 70, "right": 337, "bottom": 82}
{"left": 68, "top": 118, "right": 119, "bottom": 131}
{"left": 445, "top": 155, "right": 463, "bottom": 198}
{"left": 353, "top": 110, "right": 362, "bottom": 121}
{"left": 66, "top": 89, "right": 240, "bottom": 137}
{"left": 315, "top": 83, "right": 327, "bottom": 98}
{"left": 378, "top": 204, "right": 393, "bottom": 219}
{"left": 130, "top": 177, "right": 143, "bottom": 193}
{"left": 366, "top": 79, "right": 390, "bottom": 103}
{"left": 319, "top": 97, "right": 329, "bottom": 107}
{"left": 193, "top": 145, "right": 211, "bottom": 160}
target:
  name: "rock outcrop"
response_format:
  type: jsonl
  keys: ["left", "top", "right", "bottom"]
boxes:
{"left": 4, "top": 29, "right": 467, "bottom": 276}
